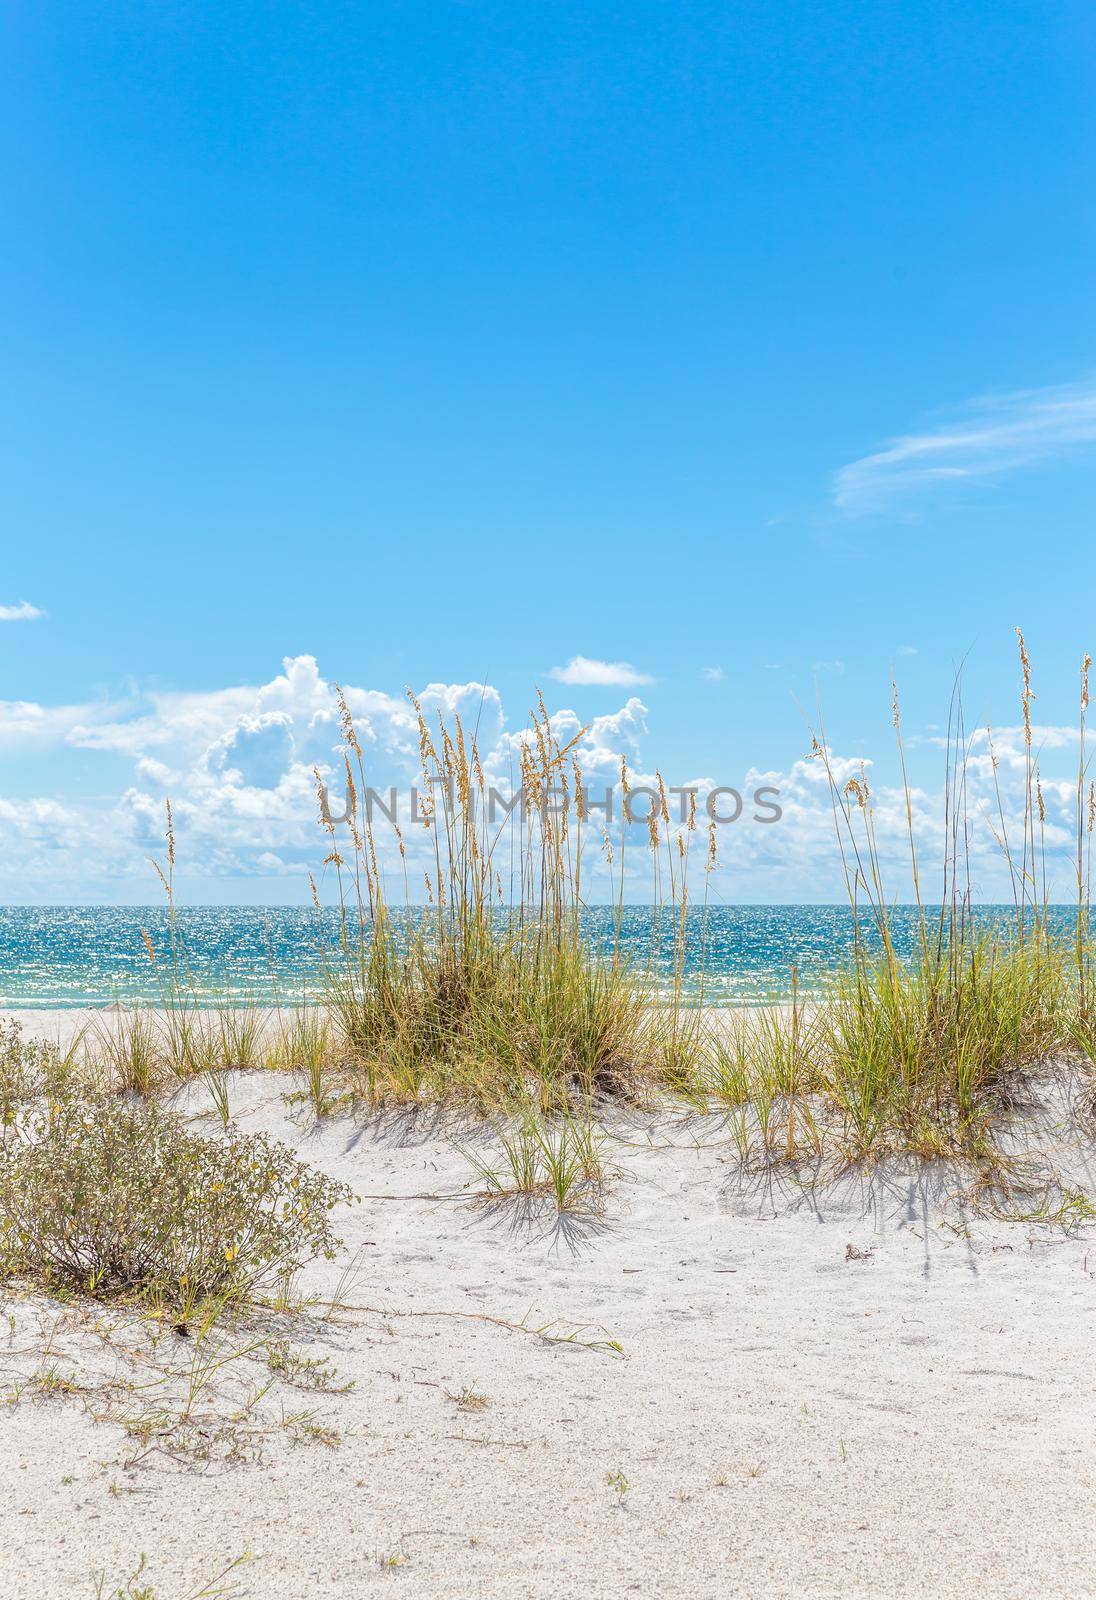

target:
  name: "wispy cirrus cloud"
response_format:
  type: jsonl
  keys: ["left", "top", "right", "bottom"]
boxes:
{"left": 833, "top": 377, "right": 1096, "bottom": 514}
{"left": 0, "top": 600, "right": 46, "bottom": 622}
{"left": 549, "top": 655, "right": 653, "bottom": 687}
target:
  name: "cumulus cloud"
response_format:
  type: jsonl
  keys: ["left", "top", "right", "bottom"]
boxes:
{"left": 0, "top": 652, "right": 1089, "bottom": 902}
{"left": 0, "top": 658, "right": 613, "bottom": 892}
{"left": 0, "top": 601, "right": 45, "bottom": 622}
{"left": 702, "top": 666, "right": 724, "bottom": 682}
{"left": 549, "top": 655, "right": 653, "bottom": 687}
{"left": 833, "top": 377, "right": 1096, "bottom": 515}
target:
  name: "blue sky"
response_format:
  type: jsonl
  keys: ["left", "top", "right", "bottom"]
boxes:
{"left": 2, "top": 1, "right": 1095, "bottom": 900}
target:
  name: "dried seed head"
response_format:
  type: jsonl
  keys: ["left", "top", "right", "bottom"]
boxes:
{"left": 1016, "top": 626, "right": 1035, "bottom": 744}
{"left": 844, "top": 777, "right": 867, "bottom": 810}
{"left": 334, "top": 682, "right": 362, "bottom": 759}
{"left": 313, "top": 767, "right": 332, "bottom": 832}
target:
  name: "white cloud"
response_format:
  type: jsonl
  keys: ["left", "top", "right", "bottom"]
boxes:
{"left": 897, "top": 645, "right": 918, "bottom": 657}
{"left": 0, "top": 601, "right": 45, "bottom": 622}
{"left": 0, "top": 658, "right": 635, "bottom": 892}
{"left": 549, "top": 655, "right": 653, "bottom": 687}
{"left": 0, "top": 652, "right": 1091, "bottom": 903}
{"left": 833, "top": 377, "right": 1096, "bottom": 514}
{"left": 702, "top": 666, "right": 724, "bottom": 682}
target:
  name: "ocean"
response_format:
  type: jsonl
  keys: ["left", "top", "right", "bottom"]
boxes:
{"left": 0, "top": 904, "right": 1077, "bottom": 1008}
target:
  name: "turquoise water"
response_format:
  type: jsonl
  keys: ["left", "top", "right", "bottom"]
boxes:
{"left": 0, "top": 904, "right": 1082, "bottom": 1008}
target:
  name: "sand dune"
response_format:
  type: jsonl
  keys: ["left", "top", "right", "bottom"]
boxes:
{"left": 1, "top": 1018, "right": 1094, "bottom": 1598}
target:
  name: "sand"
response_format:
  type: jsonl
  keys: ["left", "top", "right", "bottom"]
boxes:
{"left": 1, "top": 1009, "right": 1094, "bottom": 1598}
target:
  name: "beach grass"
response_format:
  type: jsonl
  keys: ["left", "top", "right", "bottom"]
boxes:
{"left": 460, "top": 1107, "right": 607, "bottom": 1214}
{"left": 312, "top": 689, "right": 654, "bottom": 1111}
{"left": 8, "top": 630, "right": 1096, "bottom": 1182}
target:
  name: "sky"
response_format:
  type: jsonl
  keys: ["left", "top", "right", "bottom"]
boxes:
{"left": 1, "top": 0, "right": 1095, "bottom": 902}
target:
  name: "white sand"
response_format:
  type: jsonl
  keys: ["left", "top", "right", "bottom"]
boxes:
{"left": 1, "top": 1010, "right": 1095, "bottom": 1598}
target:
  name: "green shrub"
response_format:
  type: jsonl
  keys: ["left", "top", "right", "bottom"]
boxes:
{"left": 0, "top": 1095, "right": 353, "bottom": 1305}
{"left": 0, "top": 1018, "right": 74, "bottom": 1128}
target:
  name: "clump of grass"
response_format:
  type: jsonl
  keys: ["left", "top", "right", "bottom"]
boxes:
{"left": 315, "top": 691, "right": 657, "bottom": 1112}
{"left": 159, "top": 1005, "right": 220, "bottom": 1080}
{"left": 463, "top": 1108, "right": 606, "bottom": 1213}
{"left": 697, "top": 988, "right": 823, "bottom": 1163}
{"left": 0, "top": 1094, "right": 353, "bottom": 1309}
{"left": 211, "top": 1005, "right": 268, "bottom": 1070}
{"left": 801, "top": 639, "right": 1078, "bottom": 1160}
{"left": 446, "top": 1382, "right": 489, "bottom": 1412}
{"left": 89, "top": 1009, "right": 166, "bottom": 1095}
{"left": 680, "top": 635, "right": 1092, "bottom": 1169}
{"left": 269, "top": 1006, "right": 340, "bottom": 1114}
{"left": 90, "top": 1003, "right": 271, "bottom": 1099}
{"left": 816, "top": 933, "right": 1066, "bottom": 1158}
{"left": 269, "top": 1006, "right": 333, "bottom": 1074}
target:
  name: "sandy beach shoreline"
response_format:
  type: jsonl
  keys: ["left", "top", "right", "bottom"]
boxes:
{"left": 1, "top": 1007, "right": 1094, "bottom": 1599}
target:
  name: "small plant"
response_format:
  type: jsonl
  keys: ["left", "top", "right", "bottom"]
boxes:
{"left": 89, "top": 1009, "right": 164, "bottom": 1096}
{"left": 92, "top": 1552, "right": 155, "bottom": 1600}
{"left": 605, "top": 1468, "right": 629, "bottom": 1500}
{"left": 463, "top": 1109, "right": 606, "bottom": 1213}
{"left": 270, "top": 1007, "right": 333, "bottom": 1071}
{"left": 204, "top": 1069, "right": 232, "bottom": 1130}
{"left": 0, "top": 1019, "right": 76, "bottom": 1128}
{"left": 266, "top": 1340, "right": 353, "bottom": 1393}
{"left": 93, "top": 1551, "right": 252, "bottom": 1600}
{"left": 285, "top": 1410, "right": 342, "bottom": 1448}
{"left": 446, "top": 1383, "right": 489, "bottom": 1413}
{"left": 212, "top": 1006, "right": 267, "bottom": 1070}
{"left": 0, "top": 1094, "right": 353, "bottom": 1307}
